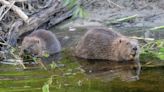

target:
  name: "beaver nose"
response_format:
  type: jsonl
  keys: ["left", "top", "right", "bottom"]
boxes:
{"left": 24, "top": 49, "right": 27, "bottom": 52}
{"left": 133, "top": 47, "right": 137, "bottom": 51}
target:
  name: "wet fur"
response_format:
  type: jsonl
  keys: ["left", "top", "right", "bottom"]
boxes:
{"left": 75, "top": 28, "right": 141, "bottom": 76}
{"left": 20, "top": 29, "right": 61, "bottom": 57}
{"left": 75, "top": 28, "right": 140, "bottom": 61}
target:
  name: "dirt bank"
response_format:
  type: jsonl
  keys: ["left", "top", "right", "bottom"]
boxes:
{"left": 60, "top": 0, "right": 164, "bottom": 28}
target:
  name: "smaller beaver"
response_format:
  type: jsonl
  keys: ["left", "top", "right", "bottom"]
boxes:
{"left": 20, "top": 29, "right": 61, "bottom": 57}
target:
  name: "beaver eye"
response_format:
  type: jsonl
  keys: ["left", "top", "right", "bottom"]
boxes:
{"left": 126, "top": 42, "right": 130, "bottom": 45}
{"left": 119, "top": 39, "right": 122, "bottom": 43}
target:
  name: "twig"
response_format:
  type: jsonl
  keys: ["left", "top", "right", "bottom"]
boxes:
{"left": 13, "top": 0, "right": 27, "bottom": 2}
{"left": 142, "top": 64, "right": 164, "bottom": 68}
{"left": 130, "top": 36, "right": 154, "bottom": 41}
{"left": 114, "top": 14, "right": 138, "bottom": 23}
{"left": 0, "top": 5, "right": 6, "bottom": 17}
{"left": 10, "top": 50, "right": 26, "bottom": 69}
{"left": 0, "top": 0, "right": 29, "bottom": 22}
{"left": 38, "top": 60, "right": 47, "bottom": 70}
{"left": 0, "top": 36, "right": 11, "bottom": 47}
{"left": 106, "top": 0, "right": 123, "bottom": 9}
{"left": 0, "top": 36, "right": 26, "bottom": 69}
{"left": 149, "top": 26, "right": 164, "bottom": 31}
{"left": 0, "top": 42, "right": 8, "bottom": 46}
{"left": 7, "top": 20, "right": 23, "bottom": 46}
{"left": 0, "top": 1, "right": 15, "bottom": 21}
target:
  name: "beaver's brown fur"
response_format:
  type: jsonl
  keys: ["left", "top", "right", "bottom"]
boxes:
{"left": 75, "top": 28, "right": 140, "bottom": 61}
{"left": 20, "top": 29, "right": 61, "bottom": 57}
{"left": 74, "top": 28, "right": 141, "bottom": 77}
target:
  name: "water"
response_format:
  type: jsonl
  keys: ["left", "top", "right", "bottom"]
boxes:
{"left": 0, "top": 57, "right": 164, "bottom": 92}
{"left": 0, "top": 27, "right": 163, "bottom": 92}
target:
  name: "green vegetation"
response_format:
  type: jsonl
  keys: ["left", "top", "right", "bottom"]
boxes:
{"left": 140, "top": 26, "right": 164, "bottom": 65}
{"left": 106, "top": 15, "right": 138, "bottom": 25}
{"left": 150, "top": 26, "right": 164, "bottom": 31}
{"left": 63, "top": 0, "right": 88, "bottom": 18}
{"left": 141, "top": 39, "right": 164, "bottom": 62}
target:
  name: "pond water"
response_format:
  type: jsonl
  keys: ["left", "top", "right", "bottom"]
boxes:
{"left": 0, "top": 57, "right": 164, "bottom": 92}
{"left": 0, "top": 27, "right": 163, "bottom": 92}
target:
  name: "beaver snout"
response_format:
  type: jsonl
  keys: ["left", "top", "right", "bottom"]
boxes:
{"left": 132, "top": 47, "right": 137, "bottom": 51}
{"left": 132, "top": 53, "right": 136, "bottom": 57}
{"left": 130, "top": 52, "right": 136, "bottom": 57}
{"left": 131, "top": 46, "right": 138, "bottom": 57}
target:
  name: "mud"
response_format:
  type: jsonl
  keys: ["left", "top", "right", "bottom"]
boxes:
{"left": 60, "top": 0, "right": 164, "bottom": 28}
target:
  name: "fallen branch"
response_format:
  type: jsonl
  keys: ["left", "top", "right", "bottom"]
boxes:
{"left": 18, "top": 0, "right": 60, "bottom": 36}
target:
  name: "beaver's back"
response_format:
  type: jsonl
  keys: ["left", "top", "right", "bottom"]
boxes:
{"left": 29, "top": 29, "right": 61, "bottom": 54}
{"left": 75, "top": 28, "right": 122, "bottom": 60}
{"left": 87, "top": 28, "right": 122, "bottom": 40}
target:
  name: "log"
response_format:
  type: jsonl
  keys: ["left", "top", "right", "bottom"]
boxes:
{"left": 18, "top": 0, "right": 96, "bottom": 35}
{"left": 18, "top": 0, "right": 60, "bottom": 36}
{"left": 7, "top": 0, "right": 95, "bottom": 46}
{"left": 6, "top": 0, "right": 60, "bottom": 46}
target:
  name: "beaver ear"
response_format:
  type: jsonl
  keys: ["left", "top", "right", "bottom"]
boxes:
{"left": 119, "top": 39, "right": 122, "bottom": 43}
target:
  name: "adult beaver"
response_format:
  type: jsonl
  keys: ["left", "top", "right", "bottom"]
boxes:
{"left": 20, "top": 29, "right": 61, "bottom": 57}
{"left": 74, "top": 27, "right": 141, "bottom": 77}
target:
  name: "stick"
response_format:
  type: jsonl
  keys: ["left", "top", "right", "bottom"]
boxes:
{"left": 130, "top": 36, "right": 154, "bottom": 41}
{"left": 18, "top": 0, "right": 60, "bottom": 35}
{"left": 106, "top": 0, "right": 123, "bottom": 9}
{"left": 0, "top": 5, "right": 6, "bottom": 16}
{"left": 0, "top": 0, "right": 29, "bottom": 22}
{"left": 114, "top": 14, "right": 138, "bottom": 23}
{"left": 142, "top": 64, "right": 164, "bottom": 68}
{"left": 149, "top": 26, "right": 164, "bottom": 31}
{"left": 13, "top": 0, "right": 27, "bottom": 2}
{"left": 0, "top": 36, "right": 26, "bottom": 69}
{"left": 0, "top": 1, "right": 15, "bottom": 21}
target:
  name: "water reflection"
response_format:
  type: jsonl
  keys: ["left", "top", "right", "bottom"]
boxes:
{"left": 76, "top": 58, "right": 141, "bottom": 81}
{"left": 41, "top": 53, "right": 61, "bottom": 64}
{"left": 22, "top": 52, "right": 61, "bottom": 69}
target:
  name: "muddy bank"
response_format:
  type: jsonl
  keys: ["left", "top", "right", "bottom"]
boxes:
{"left": 58, "top": 0, "right": 164, "bottom": 28}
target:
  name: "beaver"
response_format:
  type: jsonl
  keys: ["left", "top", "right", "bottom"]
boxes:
{"left": 74, "top": 27, "right": 141, "bottom": 77}
{"left": 20, "top": 29, "right": 61, "bottom": 57}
